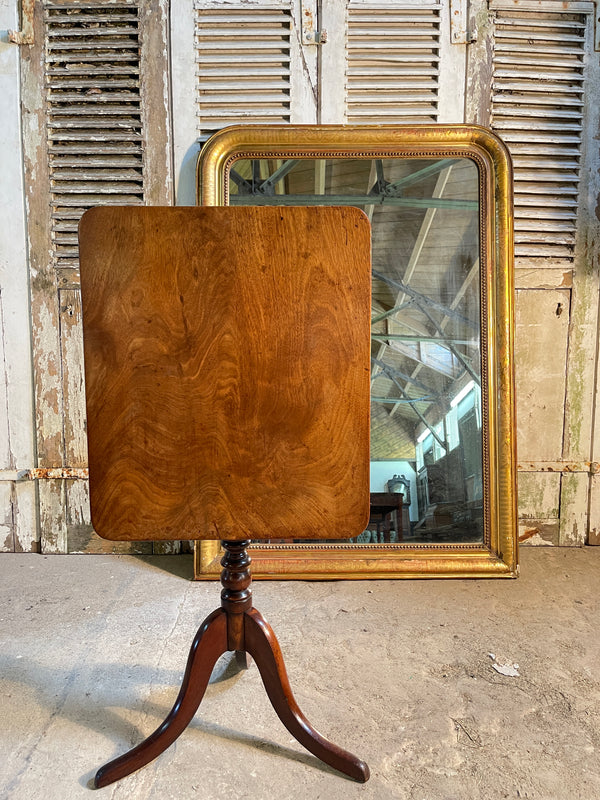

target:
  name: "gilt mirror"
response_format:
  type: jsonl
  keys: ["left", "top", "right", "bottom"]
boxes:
{"left": 195, "top": 125, "right": 517, "bottom": 579}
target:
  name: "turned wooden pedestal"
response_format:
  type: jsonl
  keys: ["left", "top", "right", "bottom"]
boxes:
{"left": 94, "top": 541, "right": 369, "bottom": 788}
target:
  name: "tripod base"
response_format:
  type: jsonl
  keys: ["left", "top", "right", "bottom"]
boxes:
{"left": 94, "top": 542, "right": 369, "bottom": 788}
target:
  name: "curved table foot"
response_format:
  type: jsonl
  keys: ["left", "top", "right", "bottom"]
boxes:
{"left": 244, "top": 608, "right": 370, "bottom": 783}
{"left": 95, "top": 608, "right": 228, "bottom": 789}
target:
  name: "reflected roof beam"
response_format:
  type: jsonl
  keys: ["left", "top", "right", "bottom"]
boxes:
{"left": 387, "top": 159, "right": 459, "bottom": 192}
{"left": 417, "top": 301, "right": 479, "bottom": 383}
{"left": 373, "top": 270, "right": 478, "bottom": 331}
{"left": 371, "top": 356, "right": 437, "bottom": 395}
{"left": 372, "top": 334, "right": 476, "bottom": 346}
{"left": 231, "top": 194, "right": 477, "bottom": 209}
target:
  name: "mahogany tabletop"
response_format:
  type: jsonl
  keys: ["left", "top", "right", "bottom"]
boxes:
{"left": 79, "top": 206, "right": 371, "bottom": 541}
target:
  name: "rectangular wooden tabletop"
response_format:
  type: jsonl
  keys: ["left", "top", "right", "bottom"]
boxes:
{"left": 79, "top": 206, "right": 371, "bottom": 541}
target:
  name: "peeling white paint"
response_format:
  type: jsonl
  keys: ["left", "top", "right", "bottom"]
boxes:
{"left": 0, "top": 0, "right": 37, "bottom": 550}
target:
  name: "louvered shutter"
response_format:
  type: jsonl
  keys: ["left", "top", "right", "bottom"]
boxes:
{"left": 490, "top": 3, "right": 591, "bottom": 266}
{"left": 44, "top": 2, "right": 145, "bottom": 269}
{"left": 20, "top": 0, "right": 171, "bottom": 553}
{"left": 195, "top": 0, "right": 311, "bottom": 141}
{"left": 346, "top": 2, "right": 442, "bottom": 123}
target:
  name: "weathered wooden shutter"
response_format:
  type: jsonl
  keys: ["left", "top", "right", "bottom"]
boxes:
{"left": 484, "top": 1, "right": 600, "bottom": 546}
{"left": 44, "top": 3, "right": 145, "bottom": 270}
{"left": 346, "top": 2, "right": 442, "bottom": 123}
{"left": 490, "top": 2, "right": 589, "bottom": 267}
{"left": 170, "top": 0, "right": 315, "bottom": 202}
{"left": 195, "top": 3, "right": 294, "bottom": 139}
{"left": 193, "top": 0, "right": 315, "bottom": 143}
{"left": 21, "top": 0, "right": 171, "bottom": 554}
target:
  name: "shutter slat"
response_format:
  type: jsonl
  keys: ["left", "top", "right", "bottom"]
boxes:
{"left": 349, "top": 12, "right": 441, "bottom": 23}
{"left": 493, "top": 93, "right": 583, "bottom": 107}
{"left": 515, "top": 231, "right": 576, "bottom": 244}
{"left": 493, "top": 80, "right": 584, "bottom": 93}
{"left": 196, "top": 25, "right": 290, "bottom": 35}
{"left": 47, "top": 42, "right": 140, "bottom": 51}
{"left": 515, "top": 183, "right": 579, "bottom": 195}
{"left": 48, "top": 91, "right": 141, "bottom": 102}
{"left": 197, "top": 65, "right": 291, "bottom": 76}
{"left": 494, "top": 28, "right": 584, "bottom": 41}
{"left": 349, "top": 108, "right": 438, "bottom": 117}
{"left": 196, "top": 41, "right": 291, "bottom": 51}
{"left": 492, "top": 105, "right": 582, "bottom": 120}
{"left": 46, "top": 52, "right": 141, "bottom": 62}
{"left": 50, "top": 106, "right": 143, "bottom": 117}
{"left": 514, "top": 219, "right": 576, "bottom": 231}
{"left": 515, "top": 201, "right": 578, "bottom": 212}
{"left": 48, "top": 142, "right": 142, "bottom": 154}
{"left": 512, "top": 158, "right": 581, "bottom": 169}
{"left": 348, "top": 43, "right": 440, "bottom": 51}
{"left": 196, "top": 108, "right": 290, "bottom": 119}
{"left": 494, "top": 58, "right": 583, "bottom": 70}
{"left": 348, "top": 66, "right": 438, "bottom": 76}
{"left": 347, "top": 54, "right": 440, "bottom": 63}
{"left": 515, "top": 245, "right": 574, "bottom": 257}
{"left": 349, "top": 28, "right": 441, "bottom": 37}
{"left": 494, "top": 16, "right": 585, "bottom": 29}
{"left": 46, "top": 12, "right": 138, "bottom": 24}
{"left": 514, "top": 170, "right": 580, "bottom": 182}
{"left": 50, "top": 131, "right": 143, "bottom": 141}
{"left": 197, "top": 52, "right": 291, "bottom": 63}
{"left": 52, "top": 168, "right": 142, "bottom": 181}
{"left": 47, "top": 66, "right": 140, "bottom": 76}
{"left": 194, "top": 12, "right": 293, "bottom": 24}
{"left": 505, "top": 142, "right": 582, "bottom": 156}
{"left": 199, "top": 79, "right": 292, "bottom": 89}
{"left": 497, "top": 131, "right": 582, "bottom": 143}
{"left": 495, "top": 42, "right": 585, "bottom": 56}
{"left": 350, "top": 92, "right": 437, "bottom": 102}
{"left": 52, "top": 181, "right": 142, "bottom": 193}
{"left": 493, "top": 119, "right": 582, "bottom": 132}
{"left": 350, "top": 79, "right": 439, "bottom": 88}
{"left": 47, "top": 28, "right": 138, "bottom": 38}
{"left": 51, "top": 194, "right": 144, "bottom": 206}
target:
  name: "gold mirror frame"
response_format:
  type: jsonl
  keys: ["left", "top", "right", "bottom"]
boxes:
{"left": 194, "top": 124, "right": 517, "bottom": 579}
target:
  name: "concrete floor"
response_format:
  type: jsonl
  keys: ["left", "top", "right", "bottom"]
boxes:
{"left": 1, "top": 548, "right": 599, "bottom": 800}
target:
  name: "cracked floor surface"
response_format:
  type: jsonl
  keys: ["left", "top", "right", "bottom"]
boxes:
{"left": 1, "top": 547, "right": 599, "bottom": 800}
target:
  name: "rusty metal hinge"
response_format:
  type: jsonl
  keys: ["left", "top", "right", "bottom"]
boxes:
{"left": 301, "top": 0, "right": 327, "bottom": 45}
{"left": 450, "top": 0, "right": 477, "bottom": 44}
{"left": 8, "top": 0, "right": 34, "bottom": 45}
{"left": 0, "top": 468, "right": 89, "bottom": 482}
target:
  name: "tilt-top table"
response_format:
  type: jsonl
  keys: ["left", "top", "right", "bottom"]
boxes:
{"left": 78, "top": 205, "right": 372, "bottom": 787}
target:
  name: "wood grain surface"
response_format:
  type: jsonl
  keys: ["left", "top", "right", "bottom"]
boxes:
{"left": 79, "top": 206, "right": 371, "bottom": 541}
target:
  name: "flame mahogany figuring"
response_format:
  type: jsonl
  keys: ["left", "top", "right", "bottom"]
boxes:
{"left": 80, "top": 205, "right": 371, "bottom": 542}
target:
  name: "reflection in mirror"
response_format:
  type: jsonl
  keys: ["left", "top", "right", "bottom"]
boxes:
{"left": 227, "top": 156, "right": 483, "bottom": 545}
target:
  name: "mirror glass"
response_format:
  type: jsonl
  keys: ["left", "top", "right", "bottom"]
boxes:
{"left": 227, "top": 156, "right": 483, "bottom": 545}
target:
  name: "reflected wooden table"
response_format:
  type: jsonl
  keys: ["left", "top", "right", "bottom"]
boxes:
{"left": 369, "top": 492, "right": 404, "bottom": 542}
